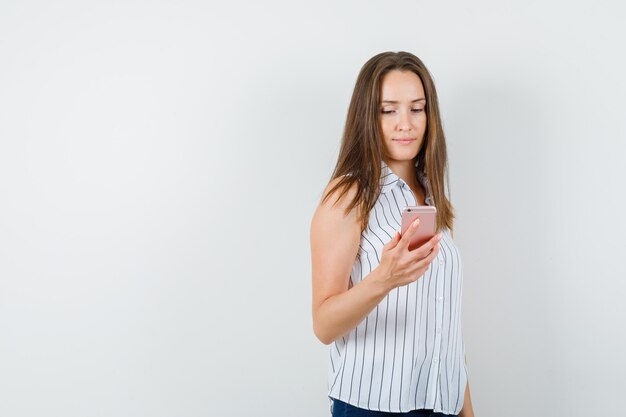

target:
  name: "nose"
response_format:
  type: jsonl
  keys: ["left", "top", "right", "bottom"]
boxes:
{"left": 396, "top": 108, "right": 412, "bottom": 131}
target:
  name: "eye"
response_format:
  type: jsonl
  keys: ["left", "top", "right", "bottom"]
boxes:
{"left": 381, "top": 109, "right": 394, "bottom": 114}
{"left": 412, "top": 108, "right": 424, "bottom": 113}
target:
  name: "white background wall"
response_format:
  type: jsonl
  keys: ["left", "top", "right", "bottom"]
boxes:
{"left": 1, "top": 1, "right": 625, "bottom": 416}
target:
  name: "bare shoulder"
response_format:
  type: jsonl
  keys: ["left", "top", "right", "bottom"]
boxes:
{"left": 312, "top": 176, "right": 361, "bottom": 231}
{"left": 323, "top": 176, "right": 359, "bottom": 207}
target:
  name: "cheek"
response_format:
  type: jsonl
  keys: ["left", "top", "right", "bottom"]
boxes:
{"left": 415, "top": 114, "right": 427, "bottom": 127}
{"left": 380, "top": 119, "right": 395, "bottom": 139}
{"left": 414, "top": 117, "right": 427, "bottom": 136}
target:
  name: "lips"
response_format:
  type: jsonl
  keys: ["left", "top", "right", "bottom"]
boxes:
{"left": 393, "top": 138, "right": 415, "bottom": 144}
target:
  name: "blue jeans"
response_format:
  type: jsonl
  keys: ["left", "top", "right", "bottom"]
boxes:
{"left": 330, "top": 398, "right": 458, "bottom": 417}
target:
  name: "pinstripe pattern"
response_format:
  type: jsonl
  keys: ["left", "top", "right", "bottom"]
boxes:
{"left": 328, "top": 160, "right": 467, "bottom": 414}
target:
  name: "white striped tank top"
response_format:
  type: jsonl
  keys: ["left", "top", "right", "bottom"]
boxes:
{"left": 328, "top": 159, "right": 468, "bottom": 415}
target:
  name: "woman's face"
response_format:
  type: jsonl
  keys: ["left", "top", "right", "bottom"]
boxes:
{"left": 378, "top": 70, "right": 427, "bottom": 163}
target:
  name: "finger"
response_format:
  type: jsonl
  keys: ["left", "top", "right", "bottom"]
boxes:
{"left": 411, "top": 232, "right": 443, "bottom": 260}
{"left": 416, "top": 241, "right": 440, "bottom": 267}
{"left": 398, "top": 218, "right": 420, "bottom": 248}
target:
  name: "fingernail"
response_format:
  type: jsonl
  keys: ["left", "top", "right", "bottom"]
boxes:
{"left": 413, "top": 219, "right": 420, "bottom": 227}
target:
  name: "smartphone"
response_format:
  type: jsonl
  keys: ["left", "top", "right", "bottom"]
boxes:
{"left": 400, "top": 206, "right": 437, "bottom": 250}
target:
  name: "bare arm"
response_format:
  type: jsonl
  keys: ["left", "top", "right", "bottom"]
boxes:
{"left": 459, "top": 382, "right": 474, "bottom": 417}
{"left": 459, "top": 357, "right": 475, "bottom": 417}
{"left": 310, "top": 179, "right": 442, "bottom": 345}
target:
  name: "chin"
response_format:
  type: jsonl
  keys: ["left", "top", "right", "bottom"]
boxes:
{"left": 384, "top": 146, "right": 420, "bottom": 161}
{"left": 395, "top": 150, "right": 420, "bottom": 159}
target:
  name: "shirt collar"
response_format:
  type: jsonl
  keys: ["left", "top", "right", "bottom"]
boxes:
{"left": 380, "top": 159, "right": 434, "bottom": 205}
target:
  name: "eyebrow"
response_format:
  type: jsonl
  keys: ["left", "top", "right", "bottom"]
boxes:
{"left": 380, "top": 98, "right": 426, "bottom": 104}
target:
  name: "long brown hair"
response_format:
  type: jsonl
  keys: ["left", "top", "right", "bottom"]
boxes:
{"left": 321, "top": 51, "right": 455, "bottom": 233}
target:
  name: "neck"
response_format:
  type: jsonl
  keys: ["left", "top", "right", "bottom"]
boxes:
{"left": 384, "top": 158, "right": 417, "bottom": 188}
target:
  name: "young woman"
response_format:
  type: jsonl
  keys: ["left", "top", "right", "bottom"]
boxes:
{"left": 310, "top": 52, "right": 475, "bottom": 417}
